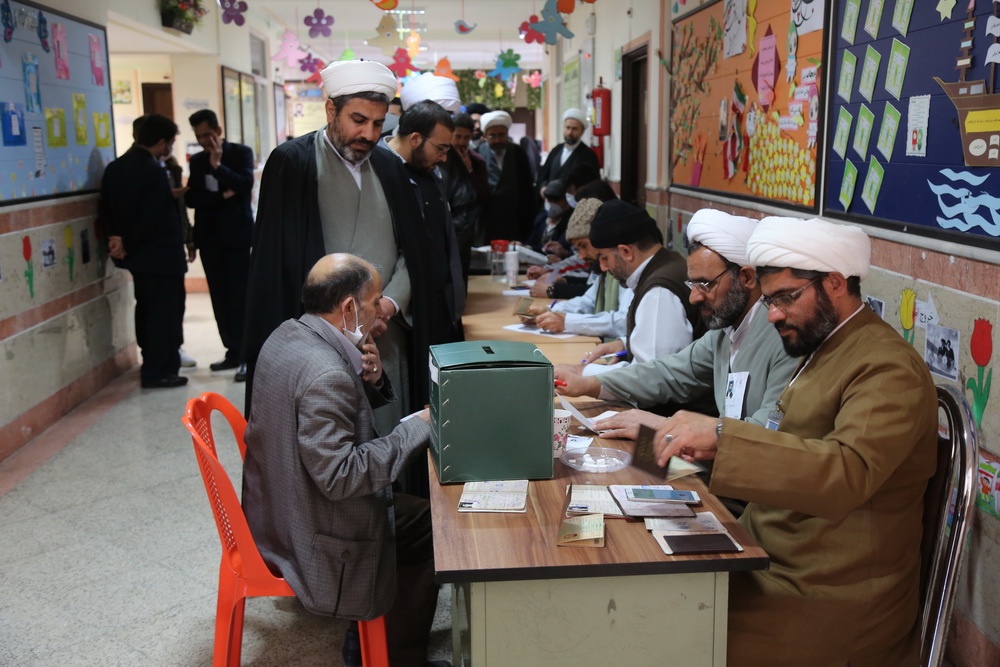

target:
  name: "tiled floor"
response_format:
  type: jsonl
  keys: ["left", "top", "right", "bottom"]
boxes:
{"left": 0, "top": 293, "right": 451, "bottom": 666}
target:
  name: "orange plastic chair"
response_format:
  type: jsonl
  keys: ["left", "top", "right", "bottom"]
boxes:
{"left": 182, "top": 392, "right": 390, "bottom": 667}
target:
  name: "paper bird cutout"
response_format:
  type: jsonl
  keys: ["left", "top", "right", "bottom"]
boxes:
{"left": 455, "top": 19, "right": 477, "bottom": 34}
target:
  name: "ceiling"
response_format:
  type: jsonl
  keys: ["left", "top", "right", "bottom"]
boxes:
{"left": 109, "top": 1, "right": 559, "bottom": 72}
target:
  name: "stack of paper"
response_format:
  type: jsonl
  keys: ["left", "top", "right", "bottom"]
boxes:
{"left": 457, "top": 480, "right": 529, "bottom": 513}
{"left": 557, "top": 513, "right": 605, "bottom": 547}
{"left": 565, "top": 484, "right": 625, "bottom": 518}
{"left": 647, "top": 511, "right": 743, "bottom": 555}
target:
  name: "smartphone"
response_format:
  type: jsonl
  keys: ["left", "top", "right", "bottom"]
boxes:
{"left": 627, "top": 488, "right": 700, "bottom": 503}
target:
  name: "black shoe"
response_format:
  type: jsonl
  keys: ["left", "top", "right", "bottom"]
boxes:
{"left": 141, "top": 375, "right": 189, "bottom": 389}
{"left": 342, "top": 623, "right": 361, "bottom": 667}
{"left": 234, "top": 363, "right": 247, "bottom": 383}
{"left": 210, "top": 357, "right": 240, "bottom": 371}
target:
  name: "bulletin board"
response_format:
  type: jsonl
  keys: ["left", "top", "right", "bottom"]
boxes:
{"left": 0, "top": 0, "right": 113, "bottom": 204}
{"left": 221, "top": 67, "right": 243, "bottom": 145}
{"left": 670, "top": 0, "right": 826, "bottom": 210}
{"left": 824, "top": 0, "right": 1000, "bottom": 250}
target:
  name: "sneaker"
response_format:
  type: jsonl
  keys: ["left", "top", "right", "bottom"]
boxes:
{"left": 179, "top": 348, "right": 197, "bottom": 368}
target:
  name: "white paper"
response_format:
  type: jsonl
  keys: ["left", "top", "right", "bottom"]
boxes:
{"left": 557, "top": 396, "right": 618, "bottom": 433}
{"left": 905, "top": 95, "right": 930, "bottom": 157}
{"left": 724, "top": 371, "right": 750, "bottom": 419}
{"left": 566, "top": 485, "right": 625, "bottom": 516}
{"left": 205, "top": 174, "right": 219, "bottom": 193}
{"left": 565, "top": 435, "right": 594, "bottom": 451}
{"left": 458, "top": 480, "right": 529, "bottom": 512}
{"left": 644, "top": 511, "right": 727, "bottom": 533}
{"left": 501, "top": 323, "right": 576, "bottom": 339}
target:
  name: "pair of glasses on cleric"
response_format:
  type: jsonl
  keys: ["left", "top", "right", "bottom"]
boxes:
{"left": 760, "top": 277, "right": 822, "bottom": 311}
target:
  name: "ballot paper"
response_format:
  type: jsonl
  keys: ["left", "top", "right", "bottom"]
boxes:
{"left": 607, "top": 485, "right": 696, "bottom": 518}
{"left": 565, "top": 435, "right": 594, "bottom": 451}
{"left": 565, "top": 484, "right": 626, "bottom": 517}
{"left": 557, "top": 396, "right": 619, "bottom": 433}
{"left": 501, "top": 323, "right": 577, "bottom": 339}
{"left": 457, "top": 480, "right": 529, "bottom": 513}
{"left": 557, "top": 513, "right": 605, "bottom": 547}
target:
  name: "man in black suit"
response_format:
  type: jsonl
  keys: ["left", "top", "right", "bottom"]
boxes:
{"left": 475, "top": 110, "right": 538, "bottom": 242}
{"left": 99, "top": 114, "right": 188, "bottom": 389}
{"left": 185, "top": 109, "right": 254, "bottom": 381}
{"left": 536, "top": 108, "right": 601, "bottom": 195}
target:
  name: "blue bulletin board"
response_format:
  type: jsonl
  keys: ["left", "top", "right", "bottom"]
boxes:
{"left": 824, "top": 0, "right": 1000, "bottom": 249}
{"left": 0, "top": 0, "right": 114, "bottom": 204}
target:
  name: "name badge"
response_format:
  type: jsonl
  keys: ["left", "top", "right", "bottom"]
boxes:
{"left": 765, "top": 401, "right": 783, "bottom": 431}
{"left": 724, "top": 371, "right": 749, "bottom": 419}
{"left": 205, "top": 174, "right": 219, "bottom": 193}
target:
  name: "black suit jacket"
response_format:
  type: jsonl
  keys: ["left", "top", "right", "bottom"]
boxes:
{"left": 98, "top": 146, "right": 186, "bottom": 275}
{"left": 537, "top": 142, "right": 601, "bottom": 189}
{"left": 185, "top": 140, "right": 255, "bottom": 249}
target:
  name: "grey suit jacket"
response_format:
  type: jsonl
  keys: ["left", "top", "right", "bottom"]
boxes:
{"left": 242, "top": 313, "right": 430, "bottom": 619}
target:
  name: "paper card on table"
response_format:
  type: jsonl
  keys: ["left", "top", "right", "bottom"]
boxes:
{"left": 457, "top": 480, "right": 529, "bottom": 513}
{"left": 852, "top": 104, "right": 875, "bottom": 160}
{"left": 644, "top": 511, "right": 727, "bottom": 534}
{"left": 665, "top": 456, "right": 706, "bottom": 482}
{"left": 608, "top": 485, "right": 697, "bottom": 518}
{"left": 906, "top": 95, "right": 930, "bottom": 157}
{"left": 841, "top": 0, "right": 861, "bottom": 44}
{"left": 884, "top": 39, "right": 910, "bottom": 99}
{"left": 838, "top": 50, "right": 857, "bottom": 102}
{"left": 557, "top": 396, "right": 617, "bottom": 433}
{"left": 892, "top": 0, "right": 914, "bottom": 36}
{"left": 839, "top": 160, "right": 859, "bottom": 211}
{"left": 557, "top": 513, "right": 605, "bottom": 547}
{"left": 833, "top": 107, "right": 853, "bottom": 159}
{"left": 858, "top": 46, "right": 881, "bottom": 103}
{"left": 565, "top": 435, "right": 594, "bottom": 451}
{"left": 864, "top": 0, "right": 884, "bottom": 39}
{"left": 653, "top": 531, "right": 742, "bottom": 555}
{"left": 861, "top": 156, "right": 885, "bottom": 213}
{"left": 501, "top": 323, "right": 576, "bottom": 339}
{"left": 566, "top": 484, "right": 625, "bottom": 517}
{"left": 876, "top": 102, "right": 901, "bottom": 161}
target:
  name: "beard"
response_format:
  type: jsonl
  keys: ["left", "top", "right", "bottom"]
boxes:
{"left": 331, "top": 115, "right": 376, "bottom": 163}
{"left": 564, "top": 135, "right": 580, "bottom": 147}
{"left": 702, "top": 276, "right": 750, "bottom": 330}
{"left": 411, "top": 141, "right": 436, "bottom": 173}
{"left": 775, "top": 286, "right": 839, "bottom": 357}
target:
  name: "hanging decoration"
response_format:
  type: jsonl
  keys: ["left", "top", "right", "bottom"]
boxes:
{"left": 434, "top": 57, "right": 460, "bottom": 81}
{"left": 494, "top": 82, "right": 505, "bottom": 98}
{"left": 474, "top": 69, "right": 487, "bottom": 89}
{"left": 387, "top": 47, "right": 418, "bottom": 78}
{"left": 337, "top": 46, "right": 356, "bottom": 61}
{"left": 2, "top": 0, "right": 15, "bottom": 43}
{"left": 406, "top": 29, "right": 421, "bottom": 59}
{"left": 304, "top": 8, "right": 334, "bottom": 39}
{"left": 519, "top": 15, "right": 545, "bottom": 44}
{"left": 522, "top": 70, "right": 543, "bottom": 88}
{"left": 367, "top": 14, "right": 404, "bottom": 57}
{"left": 533, "top": 0, "right": 574, "bottom": 45}
{"left": 298, "top": 53, "right": 321, "bottom": 74}
{"left": 37, "top": 10, "right": 49, "bottom": 52}
{"left": 455, "top": 20, "right": 476, "bottom": 34}
{"left": 556, "top": 0, "right": 597, "bottom": 13}
{"left": 370, "top": 0, "right": 399, "bottom": 9}
{"left": 219, "top": 0, "right": 248, "bottom": 27}
{"left": 306, "top": 59, "right": 327, "bottom": 85}
{"left": 487, "top": 49, "right": 522, "bottom": 80}
{"left": 273, "top": 29, "right": 304, "bottom": 67}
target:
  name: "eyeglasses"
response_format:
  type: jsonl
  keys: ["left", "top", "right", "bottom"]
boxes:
{"left": 684, "top": 268, "right": 729, "bottom": 293}
{"left": 421, "top": 135, "right": 451, "bottom": 155}
{"left": 761, "top": 277, "right": 821, "bottom": 311}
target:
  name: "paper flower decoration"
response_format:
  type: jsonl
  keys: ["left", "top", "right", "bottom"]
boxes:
{"left": 387, "top": 47, "right": 417, "bottom": 78}
{"left": 967, "top": 318, "right": 993, "bottom": 427}
{"left": 2, "top": 0, "right": 15, "bottom": 43}
{"left": 298, "top": 54, "right": 320, "bottom": 73}
{"left": 899, "top": 288, "right": 916, "bottom": 344}
{"left": 22, "top": 235, "right": 34, "bottom": 298}
{"left": 220, "top": 0, "right": 247, "bottom": 26}
{"left": 455, "top": 20, "right": 477, "bottom": 34}
{"left": 272, "top": 29, "right": 304, "bottom": 67}
{"left": 37, "top": 10, "right": 49, "bottom": 52}
{"left": 488, "top": 49, "right": 522, "bottom": 79}
{"left": 535, "top": 0, "right": 574, "bottom": 45}
{"left": 519, "top": 15, "right": 545, "bottom": 44}
{"left": 522, "top": 70, "right": 543, "bottom": 88}
{"left": 304, "top": 8, "right": 333, "bottom": 39}
{"left": 434, "top": 57, "right": 460, "bottom": 82}
{"left": 367, "top": 14, "right": 404, "bottom": 57}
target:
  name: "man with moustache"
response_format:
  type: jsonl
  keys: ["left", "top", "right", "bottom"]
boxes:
{"left": 476, "top": 110, "right": 538, "bottom": 242}
{"left": 243, "top": 60, "right": 431, "bottom": 432}
{"left": 555, "top": 209, "right": 797, "bottom": 431}
{"left": 536, "top": 108, "right": 601, "bottom": 194}
{"left": 440, "top": 112, "right": 489, "bottom": 275}
{"left": 654, "top": 217, "right": 937, "bottom": 666}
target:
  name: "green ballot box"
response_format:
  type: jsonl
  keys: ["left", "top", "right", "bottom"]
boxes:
{"left": 429, "top": 340, "right": 554, "bottom": 483}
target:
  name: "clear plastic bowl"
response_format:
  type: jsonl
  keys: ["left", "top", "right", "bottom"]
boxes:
{"left": 560, "top": 447, "right": 633, "bottom": 473}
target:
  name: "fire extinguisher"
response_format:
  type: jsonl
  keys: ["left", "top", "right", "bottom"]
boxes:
{"left": 592, "top": 78, "right": 611, "bottom": 136}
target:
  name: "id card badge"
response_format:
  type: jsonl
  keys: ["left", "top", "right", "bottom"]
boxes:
{"left": 765, "top": 401, "right": 783, "bottom": 431}
{"left": 724, "top": 371, "right": 749, "bottom": 419}
{"left": 205, "top": 174, "right": 219, "bottom": 192}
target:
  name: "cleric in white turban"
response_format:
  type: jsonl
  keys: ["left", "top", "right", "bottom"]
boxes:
{"left": 480, "top": 110, "right": 513, "bottom": 132}
{"left": 320, "top": 59, "right": 397, "bottom": 100}
{"left": 401, "top": 72, "right": 461, "bottom": 113}
{"left": 747, "top": 216, "right": 871, "bottom": 279}
{"left": 563, "top": 107, "right": 588, "bottom": 127}
{"left": 686, "top": 209, "right": 758, "bottom": 268}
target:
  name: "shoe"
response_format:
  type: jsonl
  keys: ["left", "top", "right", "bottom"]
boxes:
{"left": 141, "top": 375, "right": 189, "bottom": 389}
{"left": 342, "top": 623, "right": 361, "bottom": 667}
{"left": 179, "top": 348, "right": 197, "bottom": 367}
{"left": 234, "top": 363, "right": 247, "bottom": 383}
{"left": 210, "top": 357, "right": 240, "bottom": 371}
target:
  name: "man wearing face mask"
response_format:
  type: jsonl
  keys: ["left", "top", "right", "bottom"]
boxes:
{"left": 243, "top": 254, "right": 441, "bottom": 667}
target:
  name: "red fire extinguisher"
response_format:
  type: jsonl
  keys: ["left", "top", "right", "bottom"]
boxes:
{"left": 592, "top": 78, "right": 611, "bottom": 137}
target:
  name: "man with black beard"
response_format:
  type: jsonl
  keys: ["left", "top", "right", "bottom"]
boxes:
{"left": 554, "top": 209, "right": 798, "bottom": 431}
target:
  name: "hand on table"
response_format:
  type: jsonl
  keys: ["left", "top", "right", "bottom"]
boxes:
{"left": 525, "top": 265, "right": 548, "bottom": 280}
{"left": 653, "top": 411, "right": 722, "bottom": 467}
{"left": 593, "top": 409, "right": 667, "bottom": 440}
{"left": 534, "top": 310, "right": 566, "bottom": 332}
{"left": 360, "top": 341, "right": 383, "bottom": 386}
{"left": 553, "top": 366, "right": 600, "bottom": 398}
{"left": 579, "top": 340, "right": 625, "bottom": 366}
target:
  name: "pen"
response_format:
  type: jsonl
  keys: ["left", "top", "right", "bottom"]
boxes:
{"left": 581, "top": 349, "right": 628, "bottom": 364}
{"left": 550, "top": 299, "right": 559, "bottom": 309}
{"left": 554, "top": 379, "right": 567, "bottom": 387}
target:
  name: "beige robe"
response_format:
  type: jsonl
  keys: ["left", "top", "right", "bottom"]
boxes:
{"left": 712, "top": 307, "right": 937, "bottom": 666}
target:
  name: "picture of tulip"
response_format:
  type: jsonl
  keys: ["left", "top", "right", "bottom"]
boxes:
{"left": 64, "top": 224, "right": 75, "bottom": 281}
{"left": 22, "top": 235, "right": 34, "bottom": 298}
{"left": 899, "top": 288, "right": 916, "bottom": 344}
{"left": 966, "top": 318, "right": 992, "bottom": 428}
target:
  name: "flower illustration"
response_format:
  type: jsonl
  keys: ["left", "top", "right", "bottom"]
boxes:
{"left": 899, "top": 288, "right": 916, "bottom": 344}
{"left": 304, "top": 8, "right": 333, "bottom": 39}
{"left": 64, "top": 224, "right": 75, "bottom": 282}
{"left": 22, "top": 235, "right": 34, "bottom": 298}
{"left": 966, "top": 318, "right": 992, "bottom": 428}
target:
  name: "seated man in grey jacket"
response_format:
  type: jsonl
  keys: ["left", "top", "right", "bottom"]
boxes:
{"left": 555, "top": 209, "right": 798, "bottom": 435}
{"left": 242, "top": 253, "right": 438, "bottom": 667}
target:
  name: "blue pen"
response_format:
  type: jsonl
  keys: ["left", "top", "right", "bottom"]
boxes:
{"left": 550, "top": 299, "right": 559, "bottom": 309}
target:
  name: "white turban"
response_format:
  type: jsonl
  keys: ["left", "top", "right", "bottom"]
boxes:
{"left": 747, "top": 216, "right": 871, "bottom": 280}
{"left": 400, "top": 72, "right": 462, "bottom": 113}
{"left": 481, "top": 110, "right": 512, "bottom": 131}
{"left": 563, "top": 108, "right": 588, "bottom": 127}
{"left": 320, "top": 60, "right": 397, "bottom": 100}
{"left": 686, "top": 209, "right": 758, "bottom": 268}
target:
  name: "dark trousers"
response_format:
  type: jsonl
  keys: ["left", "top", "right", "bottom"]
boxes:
{"left": 199, "top": 235, "right": 250, "bottom": 361}
{"left": 131, "top": 271, "right": 185, "bottom": 382}
{"left": 385, "top": 492, "right": 437, "bottom": 667}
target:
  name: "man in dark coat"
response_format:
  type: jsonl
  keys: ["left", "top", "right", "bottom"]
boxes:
{"left": 185, "top": 109, "right": 254, "bottom": 380}
{"left": 537, "top": 108, "right": 601, "bottom": 194}
{"left": 475, "top": 110, "right": 538, "bottom": 243}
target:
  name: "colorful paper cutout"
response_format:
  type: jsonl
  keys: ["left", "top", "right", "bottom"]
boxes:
{"left": 72, "top": 93, "right": 87, "bottom": 145}
{"left": 833, "top": 107, "right": 853, "bottom": 158}
{"left": 936, "top": 0, "right": 957, "bottom": 22}
{"left": 522, "top": 70, "right": 543, "bottom": 88}
{"left": 853, "top": 103, "right": 875, "bottom": 159}
{"left": 858, "top": 45, "right": 881, "bottom": 102}
{"left": 535, "top": 0, "right": 574, "bottom": 45}
{"left": 22, "top": 235, "right": 33, "bottom": 298}
{"left": 488, "top": 49, "right": 522, "bottom": 79}
{"left": 434, "top": 57, "right": 460, "bottom": 82}
{"left": 891, "top": 0, "right": 914, "bottom": 36}
{"left": 406, "top": 30, "right": 421, "bottom": 59}
{"left": 220, "top": 0, "right": 248, "bottom": 26}
{"left": 53, "top": 22, "right": 69, "bottom": 79}
{"left": 864, "top": 0, "right": 884, "bottom": 39}
{"left": 2, "top": 0, "right": 14, "bottom": 43}
{"left": 367, "top": 14, "right": 404, "bottom": 57}
{"left": 304, "top": 8, "right": 333, "bottom": 39}
{"left": 860, "top": 155, "right": 885, "bottom": 213}
{"left": 455, "top": 19, "right": 477, "bottom": 34}
{"left": 753, "top": 27, "right": 778, "bottom": 109}
{"left": 926, "top": 170, "right": 1000, "bottom": 237}
{"left": 841, "top": 0, "right": 860, "bottom": 44}
{"left": 273, "top": 29, "right": 305, "bottom": 67}
{"left": 337, "top": 47, "right": 356, "bottom": 61}
{"left": 387, "top": 48, "right": 417, "bottom": 78}
{"left": 785, "top": 21, "right": 798, "bottom": 83}
{"left": 370, "top": 0, "right": 398, "bottom": 8}
{"left": 838, "top": 49, "right": 856, "bottom": 102}
{"left": 23, "top": 53, "right": 41, "bottom": 113}
{"left": 298, "top": 54, "right": 320, "bottom": 74}
{"left": 839, "top": 159, "right": 858, "bottom": 210}
{"left": 519, "top": 15, "right": 545, "bottom": 44}
{"left": 2, "top": 102, "right": 26, "bottom": 146}
{"left": 876, "top": 101, "right": 900, "bottom": 161}
{"left": 884, "top": 38, "right": 909, "bottom": 99}
{"left": 89, "top": 34, "right": 104, "bottom": 86}
{"left": 36, "top": 10, "right": 48, "bottom": 52}
{"left": 45, "top": 108, "right": 66, "bottom": 148}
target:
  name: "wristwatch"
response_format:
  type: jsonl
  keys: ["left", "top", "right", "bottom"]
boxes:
{"left": 546, "top": 284, "right": 556, "bottom": 298}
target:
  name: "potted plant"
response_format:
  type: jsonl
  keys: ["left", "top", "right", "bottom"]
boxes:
{"left": 159, "top": 0, "right": 207, "bottom": 34}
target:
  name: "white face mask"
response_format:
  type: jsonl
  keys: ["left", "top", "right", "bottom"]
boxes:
{"left": 342, "top": 298, "right": 365, "bottom": 348}
{"left": 566, "top": 193, "right": 577, "bottom": 208}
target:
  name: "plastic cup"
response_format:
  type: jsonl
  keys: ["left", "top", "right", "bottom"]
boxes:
{"left": 504, "top": 250, "right": 519, "bottom": 285}
{"left": 552, "top": 409, "right": 572, "bottom": 457}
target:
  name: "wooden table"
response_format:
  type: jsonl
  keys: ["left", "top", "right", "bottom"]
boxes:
{"left": 430, "top": 281, "right": 769, "bottom": 666}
